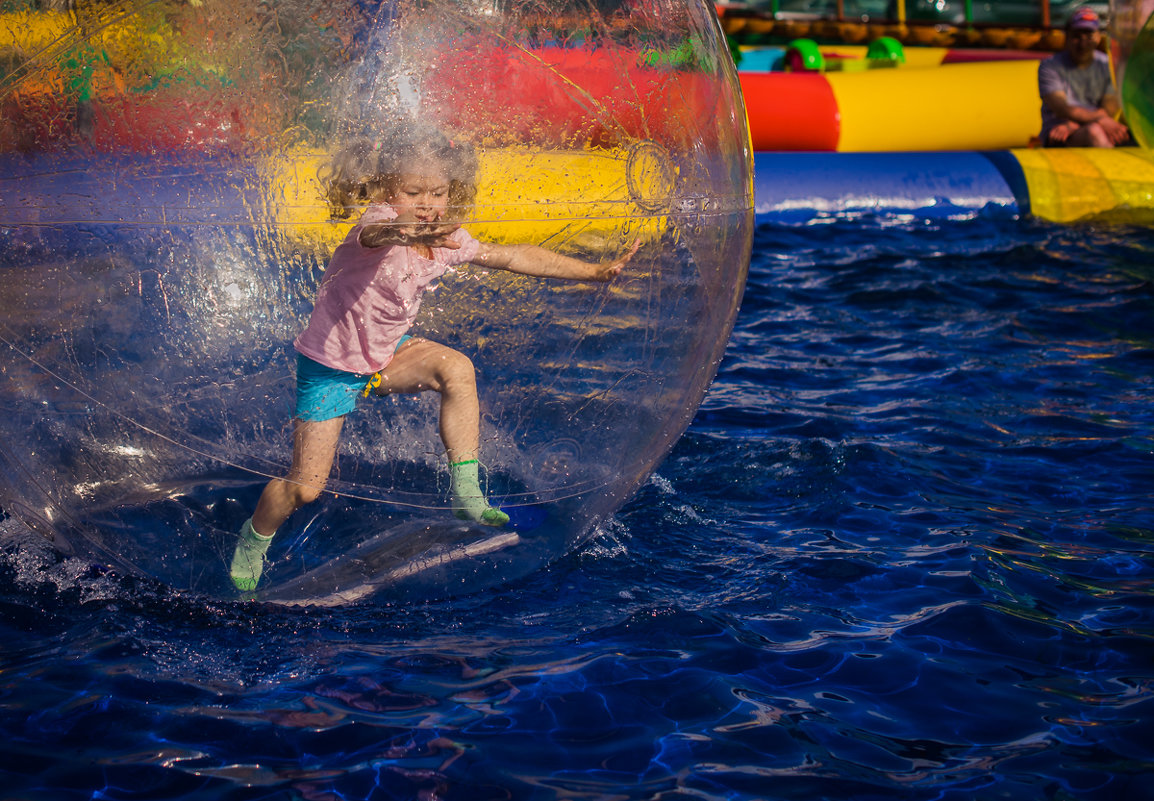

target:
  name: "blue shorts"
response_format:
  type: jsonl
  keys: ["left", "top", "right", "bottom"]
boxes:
{"left": 294, "top": 336, "right": 411, "bottom": 421}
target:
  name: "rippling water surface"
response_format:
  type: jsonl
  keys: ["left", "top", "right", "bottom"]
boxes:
{"left": 2, "top": 215, "right": 1152, "bottom": 800}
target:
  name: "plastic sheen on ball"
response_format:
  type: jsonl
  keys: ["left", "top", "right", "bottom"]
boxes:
{"left": 0, "top": 0, "right": 753, "bottom": 603}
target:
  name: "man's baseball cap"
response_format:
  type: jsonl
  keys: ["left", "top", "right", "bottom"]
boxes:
{"left": 1068, "top": 7, "right": 1101, "bottom": 31}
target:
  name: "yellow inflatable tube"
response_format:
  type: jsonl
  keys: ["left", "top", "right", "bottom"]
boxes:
{"left": 0, "top": 11, "right": 74, "bottom": 53}
{"left": 268, "top": 143, "right": 676, "bottom": 255}
{"left": 1014, "top": 147, "right": 1154, "bottom": 223}
{"left": 1, "top": 10, "right": 171, "bottom": 59}
{"left": 828, "top": 60, "right": 1042, "bottom": 152}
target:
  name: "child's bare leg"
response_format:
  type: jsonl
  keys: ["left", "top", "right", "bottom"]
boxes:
{"left": 231, "top": 416, "right": 345, "bottom": 590}
{"left": 253, "top": 416, "right": 346, "bottom": 534}
{"left": 375, "top": 339, "right": 508, "bottom": 526}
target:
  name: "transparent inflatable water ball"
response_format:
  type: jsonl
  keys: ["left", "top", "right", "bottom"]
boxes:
{"left": 1116, "top": 1, "right": 1154, "bottom": 149}
{"left": 0, "top": 0, "right": 752, "bottom": 603}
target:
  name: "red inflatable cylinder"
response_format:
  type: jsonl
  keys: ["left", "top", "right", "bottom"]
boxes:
{"left": 739, "top": 72, "right": 840, "bottom": 151}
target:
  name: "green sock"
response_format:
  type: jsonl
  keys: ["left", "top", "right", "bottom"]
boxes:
{"left": 230, "top": 518, "right": 274, "bottom": 592}
{"left": 450, "top": 459, "right": 508, "bottom": 527}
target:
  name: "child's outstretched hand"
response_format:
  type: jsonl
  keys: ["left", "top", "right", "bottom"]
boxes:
{"left": 592, "top": 239, "right": 641, "bottom": 282}
{"left": 360, "top": 220, "right": 462, "bottom": 250}
{"left": 406, "top": 222, "right": 463, "bottom": 249}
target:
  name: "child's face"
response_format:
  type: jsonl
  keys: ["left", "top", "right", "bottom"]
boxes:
{"left": 388, "top": 163, "right": 452, "bottom": 225}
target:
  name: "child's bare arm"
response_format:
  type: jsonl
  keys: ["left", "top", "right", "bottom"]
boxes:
{"left": 473, "top": 240, "right": 639, "bottom": 282}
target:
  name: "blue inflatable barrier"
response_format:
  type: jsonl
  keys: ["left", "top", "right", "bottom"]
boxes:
{"left": 753, "top": 150, "right": 1032, "bottom": 223}
{"left": 754, "top": 148, "right": 1154, "bottom": 224}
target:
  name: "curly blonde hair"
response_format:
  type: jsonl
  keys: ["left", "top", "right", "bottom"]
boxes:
{"left": 320, "top": 125, "right": 478, "bottom": 221}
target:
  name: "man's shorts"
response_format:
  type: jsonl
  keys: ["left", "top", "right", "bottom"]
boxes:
{"left": 294, "top": 336, "right": 411, "bottom": 421}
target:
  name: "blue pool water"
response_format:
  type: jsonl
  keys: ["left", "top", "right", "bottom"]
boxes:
{"left": 2, "top": 213, "right": 1152, "bottom": 800}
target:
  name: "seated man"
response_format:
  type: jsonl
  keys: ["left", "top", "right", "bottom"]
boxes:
{"left": 1038, "top": 6, "right": 1132, "bottom": 148}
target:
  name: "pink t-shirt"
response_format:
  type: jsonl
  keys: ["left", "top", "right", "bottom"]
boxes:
{"left": 294, "top": 204, "right": 481, "bottom": 374}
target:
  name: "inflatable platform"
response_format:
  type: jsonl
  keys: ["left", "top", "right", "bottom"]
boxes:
{"left": 743, "top": 1, "right": 1154, "bottom": 222}
{"left": 3, "top": 2, "right": 1152, "bottom": 228}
